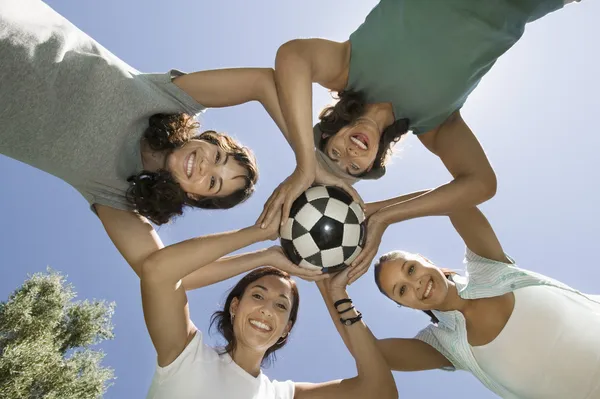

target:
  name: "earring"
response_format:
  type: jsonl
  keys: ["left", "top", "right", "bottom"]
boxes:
{"left": 230, "top": 313, "right": 235, "bottom": 322}
{"left": 277, "top": 333, "right": 288, "bottom": 344}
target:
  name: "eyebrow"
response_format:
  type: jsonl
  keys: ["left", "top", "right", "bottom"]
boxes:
{"left": 253, "top": 284, "right": 292, "bottom": 303}
{"left": 392, "top": 283, "right": 398, "bottom": 297}
{"left": 215, "top": 153, "right": 229, "bottom": 195}
{"left": 328, "top": 151, "right": 364, "bottom": 176}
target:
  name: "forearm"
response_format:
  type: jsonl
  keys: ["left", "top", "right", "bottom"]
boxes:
{"left": 274, "top": 41, "right": 317, "bottom": 171}
{"left": 366, "top": 189, "right": 431, "bottom": 217}
{"left": 377, "top": 175, "right": 493, "bottom": 225}
{"left": 255, "top": 68, "right": 293, "bottom": 145}
{"left": 142, "top": 225, "right": 268, "bottom": 284}
{"left": 317, "top": 281, "right": 354, "bottom": 352}
{"left": 181, "top": 249, "right": 269, "bottom": 291}
{"left": 329, "top": 289, "right": 397, "bottom": 398}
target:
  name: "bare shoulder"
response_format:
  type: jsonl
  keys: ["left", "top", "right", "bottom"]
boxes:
{"left": 276, "top": 38, "right": 351, "bottom": 91}
{"left": 417, "top": 110, "right": 463, "bottom": 153}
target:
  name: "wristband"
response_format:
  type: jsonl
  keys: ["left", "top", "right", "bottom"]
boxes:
{"left": 338, "top": 305, "right": 355, "bottom": 315}
{"left": 333, "top": 298, "right": 352, "bottom": 310}
{"left": 340, "top": 311, "right": 363, "bottom": 326}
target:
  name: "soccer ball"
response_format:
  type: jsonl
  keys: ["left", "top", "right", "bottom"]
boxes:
{"left": 279, "top": 185, "right": 366, "bottom": 273}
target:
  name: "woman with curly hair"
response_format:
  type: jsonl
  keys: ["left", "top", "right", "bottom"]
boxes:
{"left": 258, "top": 0, "right": 582, "bottom": 282}
{"left": 0, "top": 0, "right": 289, "bottom": 277}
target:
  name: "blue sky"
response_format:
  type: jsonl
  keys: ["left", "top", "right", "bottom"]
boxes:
{"left": 1, "top": 1, "right": 599, "bottom": 398}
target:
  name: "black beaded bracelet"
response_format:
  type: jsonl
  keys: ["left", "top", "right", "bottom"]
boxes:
{"left": 333, "top": 298, "right": 352, "bottom": 310}
{"left": 340, "top": 311, "right": 363, "bottom": 326}
{"left": 338, "top": 305, "right": 355, "bottom": 315}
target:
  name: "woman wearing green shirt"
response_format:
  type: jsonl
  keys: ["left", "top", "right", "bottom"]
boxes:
{"left": 259, "top": 0, "right": 581, "bottom": 283}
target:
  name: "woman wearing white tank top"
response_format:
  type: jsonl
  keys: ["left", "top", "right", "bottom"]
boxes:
{"left": 330, "top": 192, "right": 599, "bottom": 398}
{"left": 136, "top": 213, "right": 397, "bottom": 399}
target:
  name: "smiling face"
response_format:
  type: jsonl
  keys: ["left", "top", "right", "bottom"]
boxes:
{"left": 323, "top": 117, "right": 381, "bottom": 177}
{"left": 377, "top": 253, "right": 451, "bottom": 311}
{"left": 166, "top": 139, "right": 248, "bottom": 200}
{"left": 229, "top": 275, "right": 294, "bottom": 353}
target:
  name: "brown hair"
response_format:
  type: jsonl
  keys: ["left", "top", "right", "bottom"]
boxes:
{"left": 373, "top": 251, "right": 456, "bottom": 324}
{"left": 126, "top": 113, "right": 258, "bottom": 225}
{"left": 209, "top": 267, "right": 300, "bottom": 367}
{"left": 317, "top": 90, "right": 409, "bottom": 177}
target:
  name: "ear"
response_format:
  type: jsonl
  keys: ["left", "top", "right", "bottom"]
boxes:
{"left": 229, "top": 297, "right": 240, "bottom": 316}
{"left": 187, "top": 192, "right": 200, "bottom": 201}
{"left": 282, "top": 320, "right": 292, "bottom": 337}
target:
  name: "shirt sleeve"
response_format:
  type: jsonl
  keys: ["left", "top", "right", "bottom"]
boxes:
{"left": 271, "top": 379, "right": 295, "bottom": 399}
{"left": 464, "top": 247, "right": 516, "bottom": 266}
{"left": 154, "top": 329, "right": 207, "bottom": 379}
{"left": 414, "top": 326, "right": 458, "bottom": 372}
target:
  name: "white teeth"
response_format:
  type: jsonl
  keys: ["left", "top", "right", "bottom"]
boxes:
{"left": 249, "top": 320, "right": 272, "bottom": 332}
{"left": 424, "top": 280, "right": 433, "bottom": 299}
{"left": 350, "top": 136, "right": 368, "bottom": 150}
{"left": 186, "top": 153, "right": 195, "bottom": 177}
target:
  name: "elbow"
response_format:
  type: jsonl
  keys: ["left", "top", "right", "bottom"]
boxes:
{"left": 140, "top": 255, "right": 167, "bottom": 286}
{"left": 471, "top": 168, "right": 497, "bottom": 205}
{"left": 479, "top": 169, "right": 497, "bottom": 203}
{"left": 275, "top": 39, "right": 305, "bottom": 69}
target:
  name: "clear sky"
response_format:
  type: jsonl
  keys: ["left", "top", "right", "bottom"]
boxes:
{"left": 1, "top": 1, "right": 599, "bottom": 398}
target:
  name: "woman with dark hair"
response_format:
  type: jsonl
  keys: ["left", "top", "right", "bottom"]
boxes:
{"left": 137, "top": 214, "right": 398, "bottom": 399}
{"left": 1, "top": 0, "right": 293, "bottom": 275}
{"left": 259, "top": 0, "right": 582, "bottom": 280}
{"left": 365, "top": 206, "right": 600, "bottom": 398}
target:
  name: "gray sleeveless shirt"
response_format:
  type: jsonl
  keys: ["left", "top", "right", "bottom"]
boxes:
{"left": 0, "top": 0, "right": 205, "bottom": 211}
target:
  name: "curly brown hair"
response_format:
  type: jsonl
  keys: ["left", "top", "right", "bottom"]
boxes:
{"left": 209, "top": 267, "right": 300, "bottom": 367}
{"left": 317, "top": 90, "right": 409, "bottom": 177}
{"left": 126, "top": 113, "right": 258, "bottom": 225}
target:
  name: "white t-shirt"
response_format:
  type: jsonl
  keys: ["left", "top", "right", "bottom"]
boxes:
{"left": 146, "top": 330, "right": 295, "bottom": 399}
{"left": 470, "top": 285, "right": 600, "bottom": 398}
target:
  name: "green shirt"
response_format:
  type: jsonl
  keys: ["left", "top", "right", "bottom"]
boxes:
{"left": 346, "top": 0, "right": 564, "bottom": 134}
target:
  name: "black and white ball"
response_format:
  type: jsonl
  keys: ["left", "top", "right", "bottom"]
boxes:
{"left": 279, "top": 185, "right": 366, "bottom": 273}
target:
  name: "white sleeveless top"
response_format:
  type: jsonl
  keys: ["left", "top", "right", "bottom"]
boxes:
{"left": 470, "top": 285, "right": 600, "bottom": 398}
{"left": 146, "top": 330, "right": 295, "bottom": 399}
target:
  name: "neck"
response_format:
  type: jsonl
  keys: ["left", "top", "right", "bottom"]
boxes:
{"left": 435, "top": 282, "right": 470, "bottom": 314}
{"left": 362, "top": 103, "right": 395, "bottom": 136}
{"left": 231, "top": 344, "right": 264, "bottom": 378}
{"left": 140, "top": 139, "right": 167, "bottom": 172}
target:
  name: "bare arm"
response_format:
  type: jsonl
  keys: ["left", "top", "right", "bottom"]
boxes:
{"left": 274, "top": 38, "right": 350, "bottom": 171}
{"left": 315, "top": 282, "right": 451, "bottom": 373}
{"left": 96, "top": 204, "right": 270, "bottom": 287}
{"left": 364, "top": 190, "right": 432, "bottom": 218}
{"left": 377, "top": 112, "right": 497, "bottom": 225}
{"left": 294, "top": 272, "right": 397, "bottom": 399}
{"left": 139, "top": 224, "right": 275, "bottom": 367}
{"left": 173, "top": 68, "right": 290, "bottom": 142}
{"left": 449, "top": 207, "right": 509, "bottom": 263}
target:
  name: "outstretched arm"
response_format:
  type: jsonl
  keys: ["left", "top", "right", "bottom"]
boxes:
{"left": 376, "top": 112, "right": 497, "bottom": 225}
{"left": 294, "top": 270, "right": 397, "bottom": 399}
{"left": 315, "top": 280, "right": 452, "bottom": 375}
{"left": 97, "top": 204, "right": 269, "bottom": 284}
{"left": 448, "top": 207, "right": 509, "bottom": 263}
{"left": 173, "top": 68, "right": 290, "bottom": 142}
{"left": 258, "top": 39, "right": 355, "bottom": 228}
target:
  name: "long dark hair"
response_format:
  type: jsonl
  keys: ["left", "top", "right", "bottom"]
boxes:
{"left": 373, "top": 251, "right": 456, "bottom": 324}
{"left": 126, "top": 113, "right": 259, "bottom": 225}
{"left": 317, "top": 90, "right": 409, "bottom": 176}
{"left": 209, "top": 267, "right": 300, "bottom": 367}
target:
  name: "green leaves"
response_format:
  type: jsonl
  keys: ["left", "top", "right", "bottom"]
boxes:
{"left": 0, "top": 269, "right": 115, "bottom": 399}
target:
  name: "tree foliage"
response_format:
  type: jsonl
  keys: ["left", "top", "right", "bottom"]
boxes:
{"left": 0, "top": 269, "right": 115, "bottom": 398}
